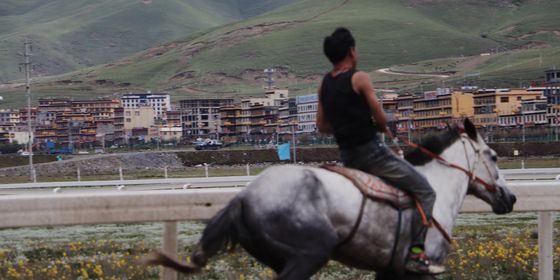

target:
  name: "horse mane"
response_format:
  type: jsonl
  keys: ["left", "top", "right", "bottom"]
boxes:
{"left": 404, "top": 126, "right": 462, "bottom": 166}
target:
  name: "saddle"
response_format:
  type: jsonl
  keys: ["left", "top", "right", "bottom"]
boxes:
{"left": 321, "top": 164, "right": 414, "bottom": 209}
{"left": 321, "top": 163, "right": 451, "bottom": 246}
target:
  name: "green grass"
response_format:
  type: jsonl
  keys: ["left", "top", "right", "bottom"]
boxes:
{"left": 3, "top": 0, "right": 560, "bottom": 108}
{"left": 0, "top": 0, "right": 298, "bottom": 83}
{"left": 0, "top": 165, "right": 267, "bottom": 184}
{"left": 498, "top": 157, "right": 560, "bottom": 169}
{"left": 0, "top": 155, "right": 56, "bottom": 168}
{"left": 0, "top": 216, "right": 557, "bottom": 279}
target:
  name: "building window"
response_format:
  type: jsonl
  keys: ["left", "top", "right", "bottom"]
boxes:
{"left": 500, "top": 97, "right": 509, "bottom": 103}
{"left": 126, "top": 118, "right": 131, "bottom": 122}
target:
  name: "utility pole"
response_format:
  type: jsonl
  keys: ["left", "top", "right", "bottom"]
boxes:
{"left": 20, "top": 40, "right": 36, "bottom": 182}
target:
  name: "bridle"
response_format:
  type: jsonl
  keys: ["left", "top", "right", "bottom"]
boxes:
{"left": 403, "top": 131, "right": 498, "bottom": 194}
{"left": 399, "top": 130, "right": 501, "bottom": 245}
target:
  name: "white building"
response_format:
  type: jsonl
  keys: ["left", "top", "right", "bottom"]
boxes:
{"left": 121, "top": 92, "right": 171, "bottom": 119}
{"left": 296, "top": 94, "right": 318, "bottom": 133}
{"left": 498, "top": 98, "right": 548, "bottom": 127}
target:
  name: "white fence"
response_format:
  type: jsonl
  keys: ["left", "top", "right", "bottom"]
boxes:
{"left": 0, "top": 182, "right": 557, "bottom": 280}
{"left": 0, "top": 168, "right": 559, "bottom": 192}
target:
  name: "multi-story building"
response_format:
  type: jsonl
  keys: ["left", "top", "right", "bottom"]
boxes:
{"left": 113, "top": 107, "right": 125, "bottom": 144}
{"left": 18, "top": 107, "right": 37, "bottom": 127}
{"left": 473, "top": 88, "right": 543, "bottom": 128}
{"left": 296, "top": 94, "right": 318, "bottom": 133}
{"left": 395, "top": 93, "right": 420, "bottom": 134}
{"left": 499, "top": 97, "right": 548, "bottom": 127}
{"left": 180, "top": 98, "right": 233, "bottom": 139}
{"left": 278, "top": 98, "right": 298, "bottom": 135}
{"left": 165, "top": 110, "right": 182, "bottom": 127}
{"left": 220, "top": 105, "right": 241, "bottom": 138}
{"left": 70, "top": 99, "right": 121, "bottom": 120}
{"left": 124, "top": 106, "right": 155, "bottom": 133}
{"left": 544, "top": 69, "right": 560, "bottom": 127}
{"left": 37, "top": 98, "right": 72, "bottom": 126}
{"left": 0, "top": 110, "right": 13, "bottom": 124}
{"left": 412, "top": 90, "right": 454, "bottom": 130}
{"left": 159, "top": 126, "right": 183, "bottom": 142}
{"left": 121, "top": 92, "right": 171, "bottom": 119}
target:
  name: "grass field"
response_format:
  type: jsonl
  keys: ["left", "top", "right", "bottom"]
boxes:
{"left": 0, "top": 214, "right": 557, "bottom": 279}
{"left": 4, "top": 0, "right": 560, "bottom": 108}
{"left": 0, "top": 156, "right": 556, "bottom": 184}
{"left": 0, "top": 165, "right": 268, "bottom": 184}
{"left": 0, "top": 0, "right": 298, "bottom": 83}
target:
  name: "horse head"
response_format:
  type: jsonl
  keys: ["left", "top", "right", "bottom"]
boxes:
{"left": 461, "top": 118, "right": 516, "bottom": 214}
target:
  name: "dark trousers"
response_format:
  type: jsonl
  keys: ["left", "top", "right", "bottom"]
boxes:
{"left": 340, "top": 137, "right": 436, "bottom": 247}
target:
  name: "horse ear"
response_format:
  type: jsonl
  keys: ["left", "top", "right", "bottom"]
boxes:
{"left": 463, "top": 118, "right": 477, "bottom": 141}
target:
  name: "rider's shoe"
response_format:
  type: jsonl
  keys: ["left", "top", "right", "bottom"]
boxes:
{"left": 404, "top": 248, "right": 446, "bottom": 275}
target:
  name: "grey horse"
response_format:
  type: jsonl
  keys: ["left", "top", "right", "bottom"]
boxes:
{"left": 145, "top": 119, "right": 516, "bottom": 280}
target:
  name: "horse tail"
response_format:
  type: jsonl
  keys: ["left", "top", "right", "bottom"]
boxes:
{"left": 143, "top": 197, "right": 244, "bottom": 273}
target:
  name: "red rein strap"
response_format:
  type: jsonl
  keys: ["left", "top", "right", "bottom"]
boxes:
{"left": 402, "top": 139, "right": 497, "bottom": 193}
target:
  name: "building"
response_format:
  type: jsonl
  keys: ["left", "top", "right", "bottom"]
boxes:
{"left": 296, "top": 94, "right": 318, "bottom": 133}
{"left": 473, "top": 88, "right": 543, "bottom": 128}
{"left": 121, "top": 92, "right": 171, "bottom": 119}
{"left": 159, "top": 126, "right": 183, "bottom": 142}
{"left": 0, "top": 110, "right": 14, "bottom": 124}
{"left": 395, "top": 93, "right": 420, "bottom": 134}
{"left": 411, "top": 89, "right": 454, "bottom": 130}
{"left": 37, "top": 98, "right": 72, "bottom": 126}
{"left": 498, "top": 97, "right": 548, "bottom": 127}
{"left": 220, "top": 105, "right": 241, "bottom": 138}
{"left": 124, "top": 106, "right": 155, "bottom": 132}
{"left": 278, "top": 98, "right": 298, "bottom": 135}
{"left": 179, "top": 98, "right": 234, "bottom": 139}
{"left": 70, "top": 99, "right": 121, "bottom": 120}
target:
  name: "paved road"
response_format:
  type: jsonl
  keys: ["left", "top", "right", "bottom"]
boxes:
{"left": 376, "top": 68, "right": 451, "bottom": 78}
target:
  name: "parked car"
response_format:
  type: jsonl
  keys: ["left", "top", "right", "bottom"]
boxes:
{"left": 17, "top": 150, "right": 33, "bottom": 156}
{"left": 194, "top": 139, "right": 223, "bottom": 150}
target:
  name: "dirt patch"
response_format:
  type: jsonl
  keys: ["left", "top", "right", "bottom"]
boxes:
{"left": 520, "top": 41, "right": 550, "bottom": 49}
{"left": 456, "top": 55, "right": 493, "bottom": 75}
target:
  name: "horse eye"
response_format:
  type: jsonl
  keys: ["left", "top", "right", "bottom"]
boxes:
{"left": 491, "top": 155, "right": 498, "bottom": 162}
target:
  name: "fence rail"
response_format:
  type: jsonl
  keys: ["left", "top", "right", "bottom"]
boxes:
{"left": 1, "top": 168, "right": 559, "bottom": 191}
{"left": 0, "top": 181, "right": 557, "bottom": 280}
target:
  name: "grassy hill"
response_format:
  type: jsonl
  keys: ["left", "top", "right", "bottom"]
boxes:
{"left": 2, "top": 0, "right": 560, "bottom": 108}
{"left": 0, "top": 0, "right": 297, "bottom": 83}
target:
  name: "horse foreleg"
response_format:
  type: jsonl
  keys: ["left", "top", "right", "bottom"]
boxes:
{"left": 275, "top": 254, "right": 330, "bottom": 280}
{"left": 376, "top": 270, "right": 436, "bottom": 280}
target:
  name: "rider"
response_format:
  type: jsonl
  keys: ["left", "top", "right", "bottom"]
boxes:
{"left": 316, "top": 27, "right": 444, "bottom": 275}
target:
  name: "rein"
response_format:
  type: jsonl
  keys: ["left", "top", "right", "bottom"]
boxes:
{"left": 402, "top": 136, "right": 497, "bottom": 193}
{"left": 398, "top": 133, "right": 498, "bottom": 245}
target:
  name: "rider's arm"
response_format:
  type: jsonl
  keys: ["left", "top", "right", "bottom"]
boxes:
{"left": 316, "top": 85, "right": 334, "bottom": 134}
{"left": 352, "top": 71, "right": 388, "bottom": 133}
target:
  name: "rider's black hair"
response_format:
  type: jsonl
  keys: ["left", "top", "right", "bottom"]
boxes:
{"left": 323, "top": 27, "right": 355, "bottom": 64}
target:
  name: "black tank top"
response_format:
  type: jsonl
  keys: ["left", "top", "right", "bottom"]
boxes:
{"left": 320, "top": 69, "right": 377, "bottom": 149}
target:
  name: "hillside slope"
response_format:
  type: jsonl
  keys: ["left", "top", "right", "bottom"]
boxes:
{"left": 60, "top": 0, "right": 560, "bottom": 88}
{"left": 2, "top": 0, "right": 560, "bottom": 108}
{"left": 0, "top": 0, "right": 297, "bottom": 82}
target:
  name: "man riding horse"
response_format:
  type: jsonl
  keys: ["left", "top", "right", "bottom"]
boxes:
{"left": 317, "top": 27, "right": 444, "bottom": 275}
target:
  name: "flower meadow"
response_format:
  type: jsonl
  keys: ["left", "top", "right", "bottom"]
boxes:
{"left": 0, "top": 217, "right": 558, "bottom": 279}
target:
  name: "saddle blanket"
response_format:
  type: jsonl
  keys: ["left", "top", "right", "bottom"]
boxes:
{"left": 321, "top": 164, "right": 414, "bottom": 209}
